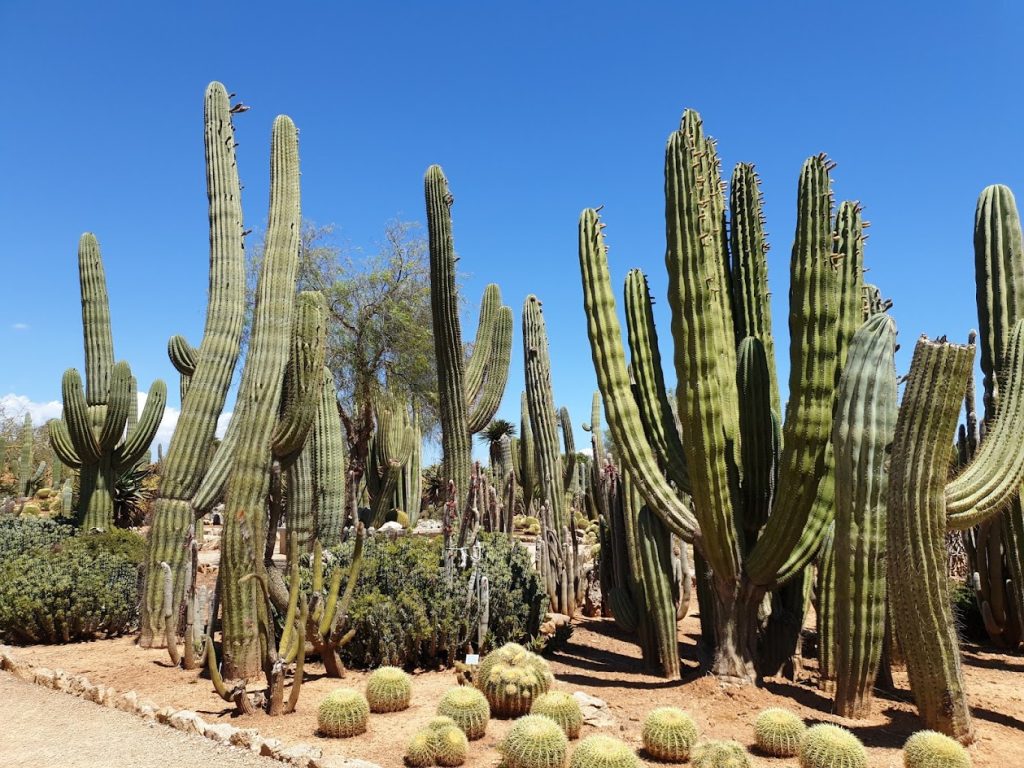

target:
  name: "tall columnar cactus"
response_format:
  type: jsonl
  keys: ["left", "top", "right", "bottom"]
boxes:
{"left": 396, "top": 412, "right": 422, "bottom": 526}
{"left": 511, "top": 391, "right": 538, "bottom": 515}
{"left": 49, "top": 234, "right": 166, "bottom": 530}
{"left": 524, "top": 295, "right": 583, "bottom": 615}
{"left": 16, "top": 413, "right": 39, "bottom": 498}
{"left": 965, "top": 184, "right": 1024, "bottom": 646}
{"left": 832, "top": 314, "right": 898, "bottom": 717}
{"left": 365, "top": 394, "right": 416, "bottom": 528}
{"left": 578, "top": 109, "right": 867, "bottom": 682}
{"left": 425, "top": 165, "right": 512, "bottom": 542}
{"left": 888, "top": 321, "right": 1024, "bottom": 742}
{"left": 312, "top": 366, "right": 347, "bottom": 546}
{"left": 141, "top": 82, "right": 247, "bottom": 647}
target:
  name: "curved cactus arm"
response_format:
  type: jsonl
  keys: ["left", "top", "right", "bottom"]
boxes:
{"left": 96, "top": 362, "right": 132, "bottom": 452}
{"left": 114, "top": 378, "right": 167, "bottom": 471}
{"left": 168, "top": 334, "right": 198, "bottom": 377}
{"left": 664, "top": 109, "right": 741, "bottom": 579}
{"left": 78, "top": 233, "right": 114, "bottom": 406}
{"left": 467, "top": 303, "right": 512, "bottom": 433}
{"left": 747, "top": 160, "right": 849, "bottom": 587}
{"left": 729, "top": 162, "right": 780, "bottom": 418}
{"left": 61, "top": 368, "right": 102, "bottom": 464}
{"left": 623, "top": 269, "right": 690, "bottom": 494}
{"left": 465, "top": 284, "right": 502, "bottom": 404}
{"left": 888, "top": 334, "right": 976, "bottom": 742}
{"left": 833, "top": 313, "right": 898, "bottom": 718}
{"left": 49, "top": 418, "right": 82, "bottom": 469}
{"left": 578, "top": 208, "right": 698, "bottom": 541}
{"left": 272, "top": 291, "right": 327, "bottom": 462}
{"left": 946, "top": 319, "right": 1024, "bottom": 528}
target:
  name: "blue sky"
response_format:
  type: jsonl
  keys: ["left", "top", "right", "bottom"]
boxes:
{"left": 2, "top": 2, "right": 1022, "bottom": 457}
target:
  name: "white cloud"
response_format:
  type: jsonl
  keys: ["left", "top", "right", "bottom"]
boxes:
{"left": 0, "top": 393, "right": 62, "bottom": 423}
{"left": 10, "top": 323, "right": 29, "bottom": 331}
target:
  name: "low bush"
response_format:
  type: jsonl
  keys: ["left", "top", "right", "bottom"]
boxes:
{"left": 0, "top": 517, "right": 75, "bottom": 569}
{"left": 0, "top": 528, "right": 145, "bottom": 644}
{"left": 312, "top": 532, "right": 547, "bottom": 669}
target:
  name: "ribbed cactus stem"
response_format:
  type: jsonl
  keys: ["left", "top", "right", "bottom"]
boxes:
{"left": 219, "top": 114, "right": 302, "bottom": 680}
{"left": 313, "top": 366, "right": 347, "bottom": 546}
{"left": 141, "top": 82, "right": 246, "bottom": 648}
{"left": 17, "top": 413, "right": 33, "bottom": 497}
{"left": 79, "top": 233, "right": 114, "bottom": 406}
{"left": 833, "top": 314, "right": 898, "bottom": 718}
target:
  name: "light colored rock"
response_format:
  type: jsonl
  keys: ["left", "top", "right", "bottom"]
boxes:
{"left": 229, "top": 728, "right": 264, "bottom": 752}
{"left": 155, "top": 706, "right": 176, "bottom": 724}
{"left": 53, "top": 670, "right": 73, "bottom": 692}
{"left": 203, "top": 721, "right": 237, "bottom": 745}
{"left": 32, "top": 667, "right": 56, "bottom": 689}
{"left": 280, "top": 742, "right": 323, "bottom": 767}
{"left": 573, "top": 691, "right": 616, "bottom": 728}
{"left": 115, "top": 690, "right": 139, "bottom": 713}
{"left": 136, "top": 698, "right": 161, "bottom": 720}
{"left": 0, "top": 645, "right": 18, "bottom": 670}
{"left": 169, "top": 709, "right": 206, "bottom": 736}
{"left": 312, "top": 758, "right": 383, "bottom": 768}
{"left": 260, "top": 738, "right": 285, "bottom": 758}
{"left": 84, "top": 683, "right": 115, "bottom": 706}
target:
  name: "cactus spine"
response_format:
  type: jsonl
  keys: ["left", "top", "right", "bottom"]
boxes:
{"left": 141, "top": 82, "right": 246, "bottom": 647}
{"left": 425, "top": 165, "right": 512, "bottom": 545}
{"left": 49, "top": 234, "right": 166, "bottom": 530}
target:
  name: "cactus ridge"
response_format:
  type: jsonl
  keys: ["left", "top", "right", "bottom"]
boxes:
{"left": 569, "top": 735, "right": 640, "bottom": 768}
{"left": 753, "top": 707, "right": 805, "bottom": 757}
{"left": 531, "top": 691, "right": 583, "bottom": 739}
{"left": 317, "top": 688, "right": 370, "bottom": 738}
{"left": 366, "top": 666, "right": 412, "bottom": 713}
{"left": 641, "top": 707, "right": 699, "bottom": 762}
{"left": 691, "top": 740, "right": 751, "bottom": 768}
{"left": 500, "top": 714, "right": 569, "bottom": 768}
{"left": 902, "top": 731, "right": 972, "bottom": 768}
{"left": 437, "top": 686, "right": 490, "bottom": 740}
{"left": 404, "top": 729, "right": 439, "bottom": 768}
{"left": 798, "top": 724, "right": 866, "bottom": 768}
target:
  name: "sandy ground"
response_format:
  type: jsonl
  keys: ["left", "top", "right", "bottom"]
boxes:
{"left": 8, "top": 605, "right": 1024, "bottom": 768}
{"left": 0, "top": 674, "right": 279, "bottom": 768}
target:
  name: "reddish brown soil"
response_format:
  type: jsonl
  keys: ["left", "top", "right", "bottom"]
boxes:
{"left": 11, "top": 609, "right": 1024, "bottom": 768}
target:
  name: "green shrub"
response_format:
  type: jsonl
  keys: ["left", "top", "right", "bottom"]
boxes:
{"left": 0, "top": 529, "right": 144, "bottom": 644}
{"left": 313, "top": 533, "right": 546, "bottom": 669}
{"left": 0, "top": 517, "right": 75, "bottom": 569}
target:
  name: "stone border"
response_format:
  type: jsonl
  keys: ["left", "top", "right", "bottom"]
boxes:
{"left": 0, "top": 645, "right": 378, "bottom": 768}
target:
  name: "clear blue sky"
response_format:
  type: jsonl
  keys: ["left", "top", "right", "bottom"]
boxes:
{"left": 2, "top": 2, "right": 1022, "bottom": 457}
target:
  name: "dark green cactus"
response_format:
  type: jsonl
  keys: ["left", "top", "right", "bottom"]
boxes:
{"left": 578, "top": 109, "right": 867, "bottom": 682}
{"left": 312, "top": 366, "right": 347, "bottom": 546}
{"left": 888, "top": 321, "right": 1024, "bottom": 742}
{"left": 831, "top": 314, "right": 898, "bottom": 717}
{"left": 141, "top": 82, "right": 247, "bottom": 648}
{"left": 365, "top": 394, "right": 415, "bottom": 528}
{"left": 49, "top": 234, "right": 166, "bottom": 531}
{"left": 425, "top": 165, "right": 512, "bottom": 544}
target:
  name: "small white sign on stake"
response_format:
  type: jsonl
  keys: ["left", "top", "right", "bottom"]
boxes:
{"left": 465, "top": 653, "right": 480, "bottom": 665}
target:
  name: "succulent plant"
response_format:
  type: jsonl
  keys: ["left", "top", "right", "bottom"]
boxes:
{"left": 317, "top": 688, "right": 370, "bottom": 738}
{"left": 531, "top": 691, "right": 583, "bottom": 739}
{"left": 500, "top": 714, "right": 569, "bottom": 768}
{"left": 799, "top": 724, "right": 866, "bottom": 768}
{"left": 435, "top": 724, "right": 469, "bottom": 767}
{"left": 478, "top": 644, "right": 552, "bottom": 691}
{"left": 404, "top": 729, "right": 438, "bottom": 768}
{"left": 641, "top": 707, "right": 699, "bottom": 762}
{"left": 690, "top": 740, "right": 751, "bottom": 768}
{"left": 366, "top": 666, "right": 412, "bottom": 713}
{"left": 428, "top": 715, "right": 459, "bottom": 731}
{"left": 482, "top": 661, "right": 551, "bottom": 718}
{"left": 437, "top": 686, "right": 490, "bottom": 740}
{"left": 753, "top": 707, "right": 805, "bottom": 757}
{"left": 569, "top": 735, "right": 640, "bottom": 768}
{"left": 902, "top": 731, "right": 972, "bottom": 768}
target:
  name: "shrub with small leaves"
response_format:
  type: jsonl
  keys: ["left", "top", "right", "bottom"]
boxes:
{"left": 501, "top": 714, "right": 569, "bottom": 768}
{"left": 435, "top": 724, "right": 469, "bottom": 767}
{"left": 317, "top": 688, "right": 370, "bottom": 738}
{"left": 366, "top": 666, "right": 412, "bottom": 712}
{"left": 405, "top": 729, "right": 438, "bottom": 768}
{"left": 799, "top": 725, "right": 866, "bottom": 768}
{"left": 531, "top": 691, "right": 583, "bottom": 739}
{"left": 0, "top": 517, "right": 74, "bottom": 568}
{"left": 902, "top": 731, "right": 971, "bottom": 768}
{"left": 570, "top": 735, "right": 639, "bottom": 768}
{"left": 641, "top": 707, "right": 699, "bottom": 762}
{"left": 691, "top": 740, "right": 751, "bottom": 768}
{"left": 438, "top": 686, "right": 490, "bottom": 740}
{"left": 754, "top": 707, "right": 805, "bottom": 757}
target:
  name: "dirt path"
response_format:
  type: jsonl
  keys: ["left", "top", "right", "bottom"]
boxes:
{"left": 0, "top": 674, "right": 279, "bottom": 768}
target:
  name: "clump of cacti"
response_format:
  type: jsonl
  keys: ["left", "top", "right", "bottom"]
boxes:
{"left": 799, "top": 724, "right": 866, "bottom": 768}
{"left": 641, "top": 707, "right": 699, "bottom": 762}
{"left": 500, "top": 714, "right": 569, "bottom": 768}
{"left": 569, "top": 735, "right": 639, "bottom": 768}
{"left": 366, "top": 666, "right": 412, "bottom": 713}
{"left": 317, "top": 688, "right": 370, "bottom": 738}
{"left": 531, "top": 691, "right": 583, "bottom": 739}
{"left": 902, "top": 731, "right": 972, "bottom": 768}
{"left": 476, "top": 643, "right": 553, "bottom": 718}
{"left": 405, "top": 729, "right": 439, "bottom": 768}
{"left": 691, "top": 740, "right": 751, "bottom": 768}
{"left": 435, "top": 724, "right": 469, "bottom": 767}
{"left": 753, "top": 707, "right": 805, "bottom": 757}
{"left": 437, "top": 686, "right": 490, "bottom": 740}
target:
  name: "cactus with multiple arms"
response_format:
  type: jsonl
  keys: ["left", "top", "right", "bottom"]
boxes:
{"left": 578, "top": 110, "right": 864, "bottom": 682}
{"left": 50, "top": 234, "right": 166, "bottom": 530}
{"left": 425, "top": 165, "right": 512, "bottom": 545}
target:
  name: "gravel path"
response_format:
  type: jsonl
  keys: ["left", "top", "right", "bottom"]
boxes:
{"left": 0, "top": 674, "right": 279, "bottom": 768}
